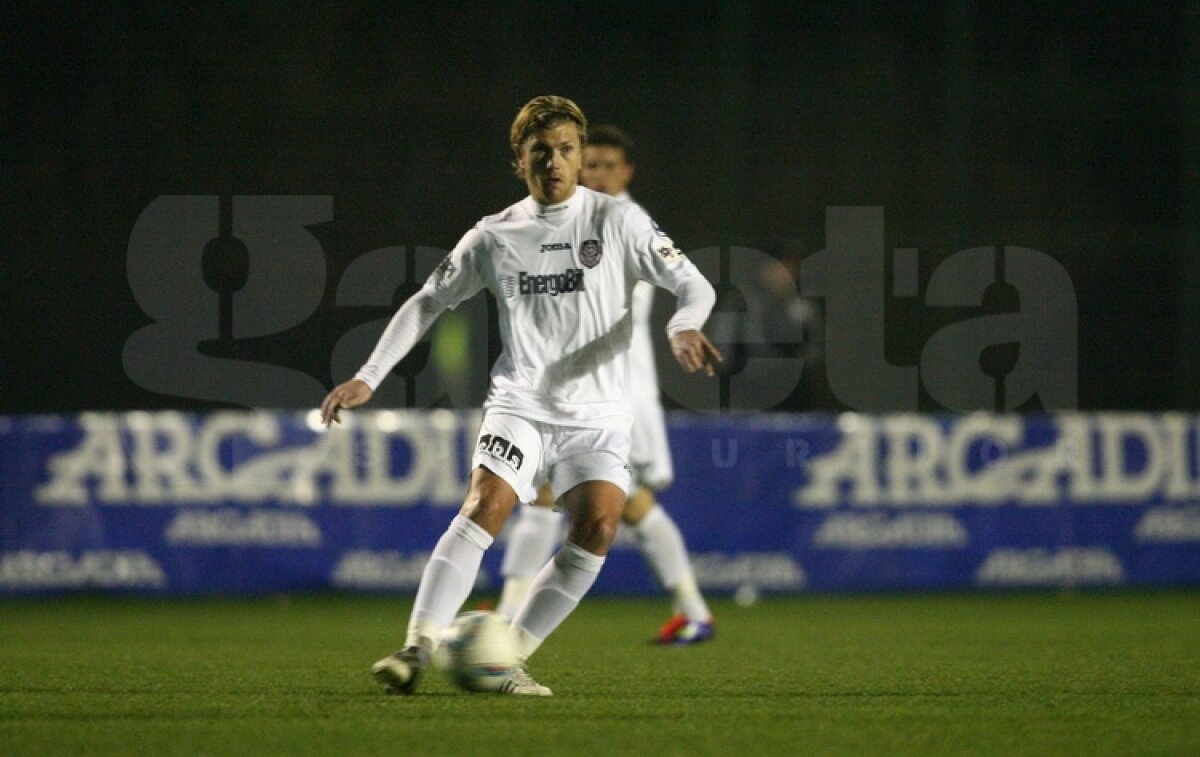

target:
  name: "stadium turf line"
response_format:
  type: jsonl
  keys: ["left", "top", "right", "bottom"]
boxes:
{"left": 0, "top": 593, "right": 1197, "bottom": 755}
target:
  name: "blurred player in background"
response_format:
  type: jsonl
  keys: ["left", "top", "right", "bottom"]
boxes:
{"left": 496, "top": 125, "right": 715, "bottom": 645}
{"left": 320, "top": 99, "right": 720, "bottom": 695}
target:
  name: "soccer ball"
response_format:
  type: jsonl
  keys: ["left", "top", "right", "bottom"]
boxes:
{"left": 437, "top": 611, "right": 518, "bottom": 693}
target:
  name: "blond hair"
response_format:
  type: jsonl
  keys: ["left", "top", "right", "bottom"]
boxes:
{"left": 509, "top": 96, "right": 588, "bottom": 173}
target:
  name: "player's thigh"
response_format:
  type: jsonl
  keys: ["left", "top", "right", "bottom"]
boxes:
{"left": 459, "top": 466, "right": 521, "bottom": 535}
{"left": 546, "top": 426, "right": 632, "bottom": 502}
{"left": 561, "top": 479, "right": 627, "bottom": 554}
{"left": 547, "top": 426, "right": 632, "bottom": 550}
{"left": 561, "top": 479, "right": 627, "bottom": 519}
{"left": 469, "top": 412, "right": 544, "bottom": 526}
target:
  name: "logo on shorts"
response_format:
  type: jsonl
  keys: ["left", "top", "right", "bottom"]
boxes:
{"left": 477, "top": 433, "right": 525, "bottom": 470}
{"left": 580, "top": 239, "right": 603, "bottom": 268}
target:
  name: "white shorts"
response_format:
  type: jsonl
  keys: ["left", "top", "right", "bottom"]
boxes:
{"left": 629, "top": 395, "right": 674, "bottom": 490}
{"left": 471, "top": 411, "right": 632, "bottom": 504}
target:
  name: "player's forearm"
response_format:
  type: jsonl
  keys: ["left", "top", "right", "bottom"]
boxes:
{"left": 666, "top": 274, "right": 717, "bottom": 337}
{"left": 353, "top": 289, "right": 446, "bottom": 390}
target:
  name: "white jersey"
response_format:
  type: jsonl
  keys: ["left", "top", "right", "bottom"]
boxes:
{"left": 422, "top": 186, "right": 710, "bottom": 433}
{"left": 609, "top": 192, "right": 664, "bottom": 407}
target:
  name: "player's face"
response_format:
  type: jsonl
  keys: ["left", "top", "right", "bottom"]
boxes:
{"left": 581, "top": 145, "right": 633, "bottom": 197}
{"left": 518, "top": 122, "right": 583, "bottom": 205}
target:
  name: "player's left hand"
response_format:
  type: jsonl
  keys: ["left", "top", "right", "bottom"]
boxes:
{"left": 670, "top": 329, "right": 723, "bottom": 377}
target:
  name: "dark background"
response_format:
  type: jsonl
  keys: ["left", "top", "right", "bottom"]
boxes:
{"left": 4, "top": 1, "right": 1197, "bottom": 412}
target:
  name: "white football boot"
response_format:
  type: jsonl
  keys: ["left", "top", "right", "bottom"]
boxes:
{"left": 497, "top": 665, "right": 552, "bottom": 696}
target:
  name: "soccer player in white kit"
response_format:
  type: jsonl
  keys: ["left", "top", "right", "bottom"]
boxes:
{"left": 319, "top": 97, "right": 720, "bottom": 696}
{"left": 496, "top": 126, "right": 715, "bottom": 644}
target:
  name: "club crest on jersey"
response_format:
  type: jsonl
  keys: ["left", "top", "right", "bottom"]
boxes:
{"left": 580, "top": 239, "right": 603, "bottom": 268}
{"left": 654, "top": 236, "right": 683, "bottom": 262}
{"left": 477, "top": 433, "right": 525, "bottom": 470}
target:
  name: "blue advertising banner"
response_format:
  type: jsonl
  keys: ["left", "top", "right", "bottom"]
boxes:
{"left": 2, "top": 412, "right": 1198, "bottom": 594}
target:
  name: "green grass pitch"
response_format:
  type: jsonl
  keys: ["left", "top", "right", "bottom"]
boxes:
{"left": 1, "top": 593, "right": 1197, "bottom": 755}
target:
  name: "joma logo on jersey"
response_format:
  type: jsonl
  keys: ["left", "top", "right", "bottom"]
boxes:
{"left": 477, "top": 434, "right": 525, "bottom": 470}
{"left": 518, "top": 269, "right": 586, "bottom": 297}
{"left": 539, "top": 242, "right": 572, "bottom": 253}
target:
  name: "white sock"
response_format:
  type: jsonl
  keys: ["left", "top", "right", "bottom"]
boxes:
{"left": 496, "top": 577, "right": 531, "bottom": 621}
{"left": 635, "top": 505, "right": 711, "bottom": 622}
{"left": 496, "top": 505, "right": 563, "bottom": 619}
{"left": 510, "top": 541, "right": 605, "bottom": 660}
{"left": 404, "top": 515, "right": 493, "bottom": 654}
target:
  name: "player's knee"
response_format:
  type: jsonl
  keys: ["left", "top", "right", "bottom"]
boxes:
{"left": 571, "top": 507, "right": 621, "bottom": 548}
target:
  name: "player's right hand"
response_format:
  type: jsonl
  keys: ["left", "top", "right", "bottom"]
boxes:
{"left": 670, "top": 329, "right": 723, "bottom": 377}
{"left": 320, "top": 379, "right": 373, "bottom": 427}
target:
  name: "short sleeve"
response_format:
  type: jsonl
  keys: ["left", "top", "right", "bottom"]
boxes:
{"left": 619, "top": 204, "right": 702, "bottom": 294}
{"left": 422, "top": 227, "right": 488, "bottom": 309}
